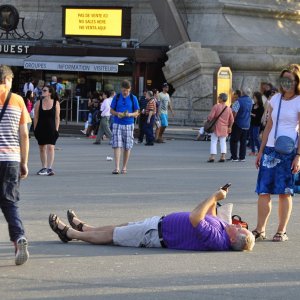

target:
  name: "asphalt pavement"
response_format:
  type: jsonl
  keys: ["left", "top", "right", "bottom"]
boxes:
{"left": 1, "top": 136, "right": 300, "bottom": 300}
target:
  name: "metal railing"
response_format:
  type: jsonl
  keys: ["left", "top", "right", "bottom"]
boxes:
{"left": 75, "top": 96, "right": 90, "bottom": 123}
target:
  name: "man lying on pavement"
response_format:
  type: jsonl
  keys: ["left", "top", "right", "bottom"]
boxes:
{"left": 49, "top": 187, "right": 255, "bottom": 251}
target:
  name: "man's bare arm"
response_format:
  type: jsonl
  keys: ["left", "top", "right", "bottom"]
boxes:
{"left": 189, "top": 190, "right": 227, "bottom": 227}
{"left": 19, "top": 123, "right": 29, "bottom": 179}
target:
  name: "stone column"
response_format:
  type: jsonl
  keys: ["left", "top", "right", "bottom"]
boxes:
{"left": 162, "top": 41, "right": 221, "bottom": 126}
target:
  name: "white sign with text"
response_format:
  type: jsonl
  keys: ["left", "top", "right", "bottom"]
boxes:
{"left": 24, "top": 61, "right": 118, "bottom": 73}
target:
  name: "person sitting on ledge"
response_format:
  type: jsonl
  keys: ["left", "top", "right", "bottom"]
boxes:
{"left": 49, "top": 187, "right": 255, "bottom": 251}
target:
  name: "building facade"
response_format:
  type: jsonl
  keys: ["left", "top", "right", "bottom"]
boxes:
{"left": 1, "top": 0, "right": 300, "bottom": 124}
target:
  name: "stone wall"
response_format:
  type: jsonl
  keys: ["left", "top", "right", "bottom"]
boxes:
{"left": 4, "top": 0, "right": 300, "bottom": 125}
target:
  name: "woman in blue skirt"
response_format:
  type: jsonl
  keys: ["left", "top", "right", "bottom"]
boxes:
{"left": 253, "top": 64, "right": 300, "bottom": 242}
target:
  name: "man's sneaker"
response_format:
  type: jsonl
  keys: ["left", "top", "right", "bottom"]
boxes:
{"left": 47, "top": 168, "right": 55, "bottom": 176}
{"left": 230, "top": 159, "right": 239, "bottom": 162}
{"left": 15, "top": 237, "right": 29, "bottom": 266}
{"left": 37, "top": 168, "right": 48, "bottom": 175}
{"left": 239, "top": 159, "right": 246, "bottom": 162}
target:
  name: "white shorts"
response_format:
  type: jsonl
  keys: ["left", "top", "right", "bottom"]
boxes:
{"left": 113, "top": 216, "right": 162, "bottom": 248}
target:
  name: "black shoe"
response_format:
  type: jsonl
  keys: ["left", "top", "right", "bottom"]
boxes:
{"left": 145, "top": 142, "right": 154, "bottom": 146}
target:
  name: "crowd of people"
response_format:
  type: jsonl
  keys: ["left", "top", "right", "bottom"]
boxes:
{"left": 81, "top": 82, "right": 174, "bottom": 147}
{"left": 1, "top": 63, "right": 300, "bottom": 267}
{"left": 205, "top": 83, "right": 279, "bottom": 162}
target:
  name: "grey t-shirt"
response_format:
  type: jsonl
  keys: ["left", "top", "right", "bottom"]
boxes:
{"left": 158, "top": 92, "right": 170, "bottom": 114}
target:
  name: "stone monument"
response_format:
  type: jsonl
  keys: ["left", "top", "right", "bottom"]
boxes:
{"left": 152, "top": 0, "right": 300, "bottom": 125}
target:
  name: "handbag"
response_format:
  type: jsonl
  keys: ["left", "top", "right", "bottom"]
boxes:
{"left": 274, "top": 95, "right": 297, "bottom": 154}
{"left": 232, "top": 215, "right": 248, "bottom": 229}
{"left": 204, "top": 106, "right": 227, "bottom": 133}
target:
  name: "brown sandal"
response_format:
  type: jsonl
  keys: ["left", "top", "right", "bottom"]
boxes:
{"left": 252, "top": 230, "right": 267, "bottom": 241}
{"left": 49, "top": 214, "right": 72, "bottom": 243}
{"left": 67, "top": 210, "right": 85, "bottom": 232}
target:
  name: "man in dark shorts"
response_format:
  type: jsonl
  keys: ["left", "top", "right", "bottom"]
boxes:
{"left": 49, "top": 188, "right": 255, "bottom": 251}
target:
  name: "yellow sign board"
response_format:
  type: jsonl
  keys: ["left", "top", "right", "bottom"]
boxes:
{"left": 64, "top": 8, "right": 122, "bottom": 37}
{"left": 213, "top": 67, "right": 232, "bottom": 106}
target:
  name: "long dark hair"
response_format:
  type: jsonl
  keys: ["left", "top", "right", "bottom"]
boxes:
{"left": 45, "top": 85, "right": 59, "bottom": 101}
{"left": 23, "top": 90, "right": 33, "bottom": 105}
{"left": 253, "top": 91, "right": 263, "bottom": 108}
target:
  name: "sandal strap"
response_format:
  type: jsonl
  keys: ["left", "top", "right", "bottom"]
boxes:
{"left": 273, "top": 232, "right": 288, "bottom": 242}
{"left": 62, "top": 225, "right": 70, "bottom": 235}
{"left": 252, "top": 230, "right": 266, "bottom": 240}
{"left": 49, "top": 214, "right": 72, "bottom": 243}
{"left": 67, "top": 210, "right": 85, "bottom": 232}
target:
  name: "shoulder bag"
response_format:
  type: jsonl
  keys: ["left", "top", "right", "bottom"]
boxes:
{"left": 0, "top": 91, "right": 12, "bottom": 123}
{"left": 204, "top": 106, "right": 227, "bottom": 134}
{"left": 274, "top": 95, "right": 297, "bottom": 154}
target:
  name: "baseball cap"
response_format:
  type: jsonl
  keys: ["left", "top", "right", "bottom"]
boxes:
{"left": 162, "top": 82, "right": 169, "bottom": 88}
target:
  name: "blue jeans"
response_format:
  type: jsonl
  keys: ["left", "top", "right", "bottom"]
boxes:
{"left": 0, "top": 161, "right": 25, "bottom": 242}
{"left": 229, "top": 123, "right": 248, "bottom": 160}
{"left": 143, "top": 116, "right": 155, "bottom": 143}
{"left": 249, "top": 125, "right": 261, "bottom": 153}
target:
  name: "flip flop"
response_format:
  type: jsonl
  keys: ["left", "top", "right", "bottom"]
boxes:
{"left": 49, "top": 214, "right": 72, "bottom": 243}
{"left": 67, "top": 210, "right": 85, "bottom": 232}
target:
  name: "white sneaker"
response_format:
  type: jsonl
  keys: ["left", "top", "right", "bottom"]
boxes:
{"left": 37, "top": 168, "right": 48, "bottom": 175}
{"left": 15, "top": 237, "right": 29, "bottom": 266}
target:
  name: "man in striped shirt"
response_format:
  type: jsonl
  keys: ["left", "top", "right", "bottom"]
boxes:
{"left": 144, "top": 90, "right": 157, "bottom": 146}
{"left": 49, "top": 188, "right": 255, "bottom": 252}
{"left": 0, "top": 65, "right": 30, "bottom": 265}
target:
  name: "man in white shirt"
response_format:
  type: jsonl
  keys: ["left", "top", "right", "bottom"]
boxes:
{"left": 94, "top": 90, "right": 115, "bottom": 144}
{"left": 23, "top": 78, "right": 34, "bottom": 96}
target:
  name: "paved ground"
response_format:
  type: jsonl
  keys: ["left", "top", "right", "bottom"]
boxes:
{"left": 1, "top": 137, "right": 300, "bottom": 300}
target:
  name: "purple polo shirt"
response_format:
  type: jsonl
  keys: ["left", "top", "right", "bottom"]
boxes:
{"left": 161, "top": 212, "right": 231, "bottom": 251}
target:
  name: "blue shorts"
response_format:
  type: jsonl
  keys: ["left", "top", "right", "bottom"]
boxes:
{"left": 160, "top": 113, "right": 168, "bottom": 127}
{"left": 112, "top": 123, "right": 134, "bottom": 150}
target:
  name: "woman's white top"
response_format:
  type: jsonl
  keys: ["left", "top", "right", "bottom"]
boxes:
{"left": 266, "top": 93, "right": 300, "bottom": 147}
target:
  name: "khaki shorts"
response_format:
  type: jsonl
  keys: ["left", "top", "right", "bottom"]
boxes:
{"left": 113, "top": 216, "right": 161, "bottom": 248}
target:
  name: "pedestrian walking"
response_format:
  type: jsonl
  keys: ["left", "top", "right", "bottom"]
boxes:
{"left": 23, "top": 77, "right": 34, "bottom": 96}
{"left": 0, "top": 65, "right": 30, "bottom": 265}
{"left": 94, "top": 91, "right": 112, "bottom": 145}
{"left": 110, "top": 80, "right": 139, "bottom": 174}
{"left": 249, "top": 92, "right": 264, "bottom": 156}
{"left": 138, "top": 90, "right": 148, "bottom": 143}
{"left": 34, "top": 85, "right": 60, "bottom": 176}
{"left": 253, "top": 64, "right": 300, "bottom": 242}
{"left": 207, "top": 93, "right": 234, "bottom": 162}
{"left": 144, "top": 90, "right": 156, "bottom": 146}
{"left": 156, "top": 83, "right": 175, "bottom": 143}
{"left": 229, "top": 87, "right": 253, "bottom": 162}
{"left": 23, "top": 90, "right": 34, "bottom": 134}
